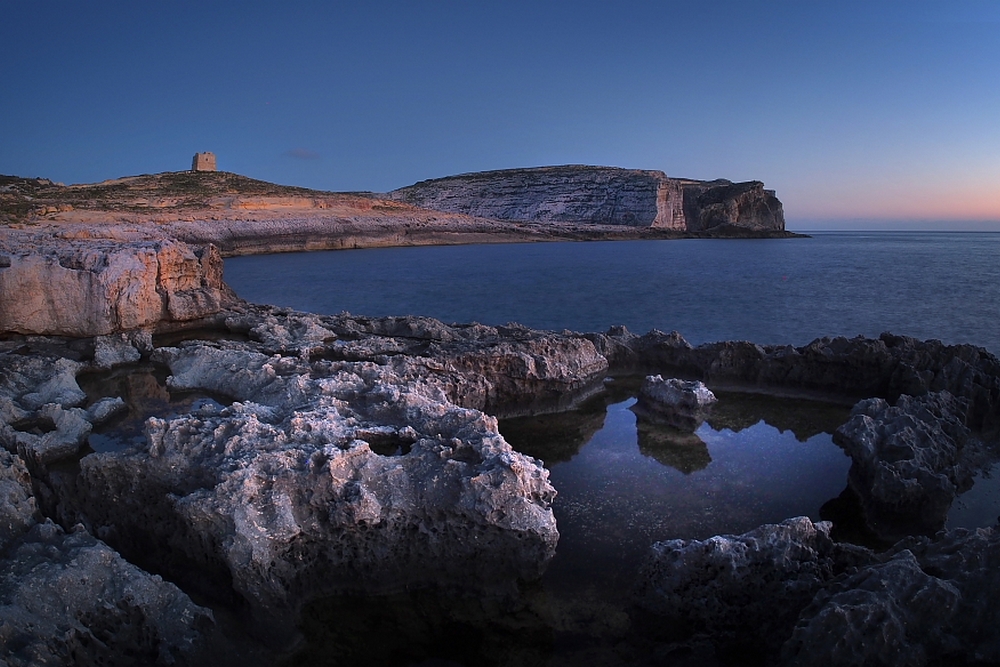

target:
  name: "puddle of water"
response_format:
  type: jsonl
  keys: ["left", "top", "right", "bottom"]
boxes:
{"left": 512, "top": 395, "right": 853, "bottom": 601}
{"left": 948, "top": 463, "right": 1000, "bottom": 530}
{"left": 77, "top": 363, "right": 229, "bottom": 454}
{"left": 287, "top": 389, "right": 854, "bottom": 667}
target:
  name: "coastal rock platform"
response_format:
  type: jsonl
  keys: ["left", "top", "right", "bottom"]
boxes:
{"left": 3, "top": 299, "right": 1000, "bottom": 663}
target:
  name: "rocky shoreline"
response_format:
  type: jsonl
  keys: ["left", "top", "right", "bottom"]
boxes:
{"left": 1, "top": 168, "right": 800, "bottom": 262}
{"left": 3, "top": 287, "right": 1000, "bottom": 664}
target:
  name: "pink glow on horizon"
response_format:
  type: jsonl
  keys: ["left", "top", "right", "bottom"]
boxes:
{"left": 789, "top": 180, "right": 1000, "bottom": 222}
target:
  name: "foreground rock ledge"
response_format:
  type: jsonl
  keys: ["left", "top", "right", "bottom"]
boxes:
{"left": 68, "top": 341, "right": 561, "bottom": 614}
{"left": 3, "top": 305, "right": 1000, "bottom": 664}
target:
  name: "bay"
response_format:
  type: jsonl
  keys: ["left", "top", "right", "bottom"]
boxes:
{"left": 224, "top": 231, "right": 1000, "bottom": 355}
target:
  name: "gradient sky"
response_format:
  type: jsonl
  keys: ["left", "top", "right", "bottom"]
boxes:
{"left": 2, "top": 1, "right": 998, "bottom": 230}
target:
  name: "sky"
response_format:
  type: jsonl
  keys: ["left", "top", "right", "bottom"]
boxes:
{"left": 1, "top": 1, "right": 998, "bottom": 230}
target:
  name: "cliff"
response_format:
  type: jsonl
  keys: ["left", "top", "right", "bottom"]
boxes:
{"left": 0, "top": 166, "right": 791, "bottom": 336}
{"left": 679, "top": 178, "right": 785, "bottom": 233}
{"left": 389, "top": 166, "right": 786, "bottom": 233}
{"left": 0, "top": 236, "right": 234, "bottom": 337}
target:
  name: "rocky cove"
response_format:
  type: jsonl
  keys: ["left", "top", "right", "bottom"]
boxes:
{"left": 2, "top": 171, "right": 1000, "bottom": 665}
{"left": 4, "top": 285, "right": 1000, "bottom": 664}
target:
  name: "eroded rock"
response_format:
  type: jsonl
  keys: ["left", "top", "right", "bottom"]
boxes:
{"left": 634, "top": 517, "right": 873, "bottom": 658}
{"left": 0, "top": 239, "right": 234, "bottom": 337}
{"left": 0, "top": 522, "right": 215, "bottom": 667}
{"left": 783, "top": 526, "right": 1000, "bottom": 666}
{"left": 834, "top": 391, "right": 981, "bottom": 540}
{"left": 612, "top": 330, "right": 1000, "bottom": 430}
{"left": 59, "top": 340, "right": 560, "bottom": 620}
{"left": 4, "top": 302, "right": 1000, "bottom": 665}
{"left": 0, "top": 442, "right": 215, "bottom": 666}
{"left": 631, "top": 375, "right": 717, "bottom": 431}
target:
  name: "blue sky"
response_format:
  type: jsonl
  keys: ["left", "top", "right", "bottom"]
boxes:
{"left": 2, "top": 1, "right": 998, "bottom": 229}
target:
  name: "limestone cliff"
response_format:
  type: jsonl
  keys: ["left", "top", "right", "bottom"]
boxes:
{"left": 0, "top": 238, "right": 234, "bottom": 337}
{"left": 679, "top": 178, "right": 785, "bottom": 232}
{"left": 390, "top": 166, "right": 686, "bottom": 229}
{"left": 389, "top": 166, "right": 785, "bottom": 233}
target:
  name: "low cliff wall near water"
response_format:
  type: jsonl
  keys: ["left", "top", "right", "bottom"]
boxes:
{"left": 0, "top": 238, "right": 234, "bottom": 337}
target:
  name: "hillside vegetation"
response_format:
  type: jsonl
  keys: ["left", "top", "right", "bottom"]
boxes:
{"left": 0, "top": 171, "right": 365, "bottom": 224}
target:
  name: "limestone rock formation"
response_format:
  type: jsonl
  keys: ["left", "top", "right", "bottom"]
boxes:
{"left": 680, "top": 179, "right": 785, "bottom": 232}
{"left": 4, "top": 282, "right": 1000, "bottom": 665}
{"left": 594, "top": 329, "right": 1000, "bottom": 431}
{"left": 389, "top": 165, "right": 786, "bottom": 233}
{"left": 31, "top": 311, "right": 577, "bottom": 626}
{"left": 636, "top": 518, "right": 1000, "bottom": 665}
{"left": 0, "top": 522, "right": 216, "bottom": 667}
{"left": 783, "top": 526, "right": 1000, "bottom": 666}
{"left": 631, "top": 375, "right": 717, "bottom": 431}
{"left": 0, "top": 238, "right": 234, "bottom": 337}
{"left": 0, "top": 447, "right": 215, "bottom": 666}
{"left": 834, "top": 391, "right": 979, "bottom": 541}
{"left": 390, "top": 166, "right": 687, "bottom": 229}
{"left": 634, "top": 517, "right": 873, "bottom": 657}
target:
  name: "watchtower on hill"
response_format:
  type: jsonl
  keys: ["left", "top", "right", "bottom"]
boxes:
{"left": 191, "top": 152, "right": 217, "bottom": 172}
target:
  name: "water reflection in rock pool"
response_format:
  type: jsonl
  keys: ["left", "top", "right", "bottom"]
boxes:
{"left": 500, "top": 384, "right": 853, "bottom": 603}
{"left": 77, "top": 363, "right": 229, "bottom": 453}
{"left": 287, "top": 387, "right": 853, "bottom": 666}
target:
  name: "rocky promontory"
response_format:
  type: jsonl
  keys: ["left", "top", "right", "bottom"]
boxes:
{"left": 389, "top": 165, "right": 787, "bottom": 234}
{"left": 2, "top": 167, "right": 793, "bottom": 266}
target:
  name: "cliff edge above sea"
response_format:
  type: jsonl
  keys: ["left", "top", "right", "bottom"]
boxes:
{"left": 1, "top": 166, "right": 794, "bottom": 255}
{"left": 390, "top": 165, "right": 786, "bottom": 234}
{"left": 0, "top": 165, "right": 795, "bottom": 337}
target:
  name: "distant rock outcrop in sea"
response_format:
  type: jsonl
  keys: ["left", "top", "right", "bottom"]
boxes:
{"left": 388, "top": 165, "right": 786, "bottom": 234}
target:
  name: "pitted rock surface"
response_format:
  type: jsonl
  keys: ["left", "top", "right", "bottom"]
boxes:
{"left": 0, "top": 522, "right": 215, "bottom": 667}
{"left": 4, "top": 302, "right": 1000, "bottom": 665}
{"left": 631, "top": 375, "right": 717, "bottom": 431}
{"left": 783, "top": 526, "right": 1000, "bottom": 666}
{"left": 635, "top": 517, "right": 873, "bottom": 656}
{"left": 835, "top": 391, "right": 981, "bottom": 540}
{"left": 58, "top": 336, "right": 561, "bottom": 615}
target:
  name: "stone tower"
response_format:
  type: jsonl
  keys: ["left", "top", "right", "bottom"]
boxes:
{"left": 191, "top": 152, "right": 217, "bottom": 172}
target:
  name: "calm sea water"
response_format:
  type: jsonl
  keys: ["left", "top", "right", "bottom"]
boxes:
{"left": 224, "top": 232, "right": 1000, "bottom": 354}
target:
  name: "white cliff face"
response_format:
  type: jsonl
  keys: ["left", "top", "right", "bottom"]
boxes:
{"left": 0, "top": 239, "right": 233, "bottom": 337}
{"left": 389, "top": 165, "right": 787, "bottom": 232}
{"left": 390, "top": 166, "right": 688, "bottom": 229}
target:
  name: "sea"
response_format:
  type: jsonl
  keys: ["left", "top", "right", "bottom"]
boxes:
{"left": 223, "top": 232, "right": 1000, "bottom": 663}
{"left": 223, "top": 231, "right": 1000, "bottom": 354}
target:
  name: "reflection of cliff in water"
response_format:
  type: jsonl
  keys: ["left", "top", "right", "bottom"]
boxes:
{"left": 635, "top": 422, "right": 711, "bottom": 474}
{"left": 499, "top": 377, "right": 644, "bottom": 465}
{"left": 706, "top": 390, "right": 850, "bottom": 441}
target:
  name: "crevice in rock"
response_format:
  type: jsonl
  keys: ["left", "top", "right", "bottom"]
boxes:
{"left": 9, "top": 414, "right": 57, "bottom": 435}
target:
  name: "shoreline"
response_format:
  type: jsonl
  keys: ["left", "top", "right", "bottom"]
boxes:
{"left": 2, "top": 215, "right": 806, "bottom": 259}
{"left": 2, "top": 305, "right": 999, "bottom": 665}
